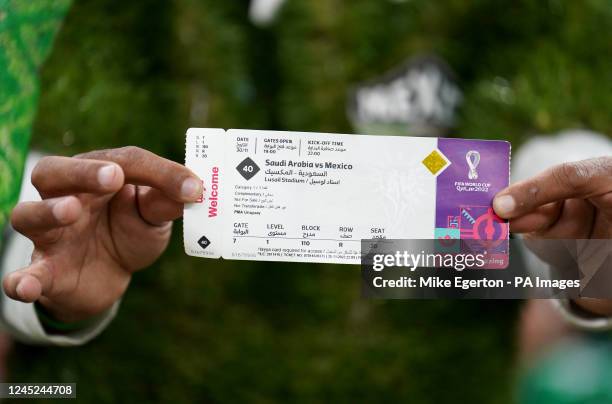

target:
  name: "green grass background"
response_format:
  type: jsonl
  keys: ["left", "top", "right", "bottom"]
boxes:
{"left": 8, "top": 0, "right": 612, "bottom": 402}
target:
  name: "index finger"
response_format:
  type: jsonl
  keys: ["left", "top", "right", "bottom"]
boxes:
{"left": 76, "top": 146, "right": 203, "bottom": 203}
{"left": 493, "top": 156, "right": 612, "bottom": 219}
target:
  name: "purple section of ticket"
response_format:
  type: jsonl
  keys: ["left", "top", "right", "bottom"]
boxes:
{"left": 435, "top": 138, "right": 511, "bottom": 267}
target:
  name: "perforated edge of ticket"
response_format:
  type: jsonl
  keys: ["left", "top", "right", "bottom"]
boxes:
{"left": 184, "top": 128, "right": 510, "bottom": 265}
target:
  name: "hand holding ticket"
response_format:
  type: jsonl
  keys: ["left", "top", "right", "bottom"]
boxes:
{"left": 184, "top": 129, "right": 510, "bottom": 265}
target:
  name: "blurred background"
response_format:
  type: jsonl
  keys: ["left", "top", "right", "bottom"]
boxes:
{"left": 8, "top": 0, "right": 612, "bottom": 402}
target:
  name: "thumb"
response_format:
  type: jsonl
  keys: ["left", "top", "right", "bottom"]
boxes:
{"left": 3, "top": 261, "right": 53, "bottom": 303}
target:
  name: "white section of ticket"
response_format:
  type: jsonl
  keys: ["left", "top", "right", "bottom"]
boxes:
{"left": 184, "top": 128, "right": 510, "bottom": 265}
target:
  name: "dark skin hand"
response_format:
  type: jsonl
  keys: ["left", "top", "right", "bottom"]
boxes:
{"left": 3, "top": 147, "right": 203, "bottom": 322}
{"left": 493, "top": 156, "right": 612, "bottom": 316}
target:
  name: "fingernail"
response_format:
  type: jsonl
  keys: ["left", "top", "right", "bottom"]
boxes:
{"left": 52, "top": 197, "right": 72, "bottom": 222}
{"left": 98, "top": 165, "right": 118, "bottom": 189}
{"left": 493, "top": 195, "right": 516, "bottom": 217}
{"left": 181, "top": 178, "right": 203, "bottom": 200}
{"left": 15, "top": 279, "right": 26, "bottom": 299}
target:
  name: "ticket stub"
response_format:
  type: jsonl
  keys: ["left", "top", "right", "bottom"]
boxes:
{"left": 184, "top": 129, "right": 510, "bottom": 265}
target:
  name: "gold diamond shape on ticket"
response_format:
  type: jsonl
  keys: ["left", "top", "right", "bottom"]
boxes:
{"left": 422, "top": 150, "right": 448, "bottom": 175}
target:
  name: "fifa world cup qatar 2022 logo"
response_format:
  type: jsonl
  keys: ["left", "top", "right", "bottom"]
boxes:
{"left": 465, "top": 150, "right": 480, "bottom": 180}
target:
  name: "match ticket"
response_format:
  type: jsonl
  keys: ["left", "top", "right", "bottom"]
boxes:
{"left": 184, "top": 129, "right": 510, "bottom": 265}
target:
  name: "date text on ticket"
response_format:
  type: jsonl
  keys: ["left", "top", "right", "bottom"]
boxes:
{"left": 184, "top": 129, "right": 510, "bottom": 266}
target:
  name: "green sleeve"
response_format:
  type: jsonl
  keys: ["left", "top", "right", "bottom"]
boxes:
{"left": 0, "top": 0, "right": 71, "bottom": 238}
